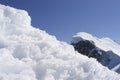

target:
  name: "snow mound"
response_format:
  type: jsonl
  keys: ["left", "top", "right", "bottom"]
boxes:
{"left": 0, "top": 4, "right": 120, "bottom": 80}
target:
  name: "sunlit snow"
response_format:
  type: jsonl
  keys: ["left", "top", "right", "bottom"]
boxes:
{"left": 0, "top": 4, "right": 120, "bottom": 80}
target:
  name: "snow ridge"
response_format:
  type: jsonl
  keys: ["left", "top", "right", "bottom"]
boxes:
{"left": 0, "top": 4, "right": 120, "bottom": 80}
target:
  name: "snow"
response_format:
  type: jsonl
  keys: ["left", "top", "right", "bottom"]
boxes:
{"left": 0, "top": 4, "right": 120, "bottom": 80}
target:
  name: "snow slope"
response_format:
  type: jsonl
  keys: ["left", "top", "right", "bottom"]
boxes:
{"left": 72, "top": 32, "right": 120, "bottom": 73}
{"left": 0, "top": 4, "right": 120, "bottom": 80}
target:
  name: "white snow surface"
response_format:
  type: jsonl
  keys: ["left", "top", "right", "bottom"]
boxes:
{"left": 0, "top": 4, "right": 120, "bottom": 80}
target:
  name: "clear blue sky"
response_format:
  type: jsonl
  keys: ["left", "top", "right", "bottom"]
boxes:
{"left": 0, "top": 0, "right": 120, "bottom": 43}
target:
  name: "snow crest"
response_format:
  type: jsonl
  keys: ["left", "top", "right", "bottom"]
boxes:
{"left": 0, "top": 4, "right": 120, "bottom": 80}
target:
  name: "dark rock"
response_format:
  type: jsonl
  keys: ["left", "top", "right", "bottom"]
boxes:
{"left": 89, "top": 48, "right": 103, "bottom": 61}
{"left": 71, "top": 40, "right": 110, "bottom": 66}
{"left": 72, "top": 40, "right": 95, "bottom": 56}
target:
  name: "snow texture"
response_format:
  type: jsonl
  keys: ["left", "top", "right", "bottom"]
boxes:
{"left": 0, "top": 4, "right": 120, "bottom": 80}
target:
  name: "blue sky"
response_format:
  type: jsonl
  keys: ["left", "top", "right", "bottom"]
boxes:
{"left": 0, "top": 0, "right": 120, "bottom": 43}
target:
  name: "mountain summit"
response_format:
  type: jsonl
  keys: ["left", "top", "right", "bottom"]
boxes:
{"left": 0, "top": 4, "right": 120, "bottom": 80}
{"left": 71, "top": 32, "right": 120, "bottom": 73}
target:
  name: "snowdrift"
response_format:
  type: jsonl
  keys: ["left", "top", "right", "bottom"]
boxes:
{"left": 0, "top": 4, "right": 120, "bottom": 80}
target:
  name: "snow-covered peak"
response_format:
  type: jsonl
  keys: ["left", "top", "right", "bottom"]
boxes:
{"left": 0, "top": 4, "right": 120, "bottom": 80}
{"left": 71, "top": 32, "right": 97, "bottom": 44}
{"left": 74, "top": 32, "right": 94, "bottom": 40}
{"left": 72, "top": 32, "right": 120, "bottom": 56}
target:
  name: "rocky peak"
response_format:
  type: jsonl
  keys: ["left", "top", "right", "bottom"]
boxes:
{"left": 71, "top": 40, "right": 110, "bottom": 66}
